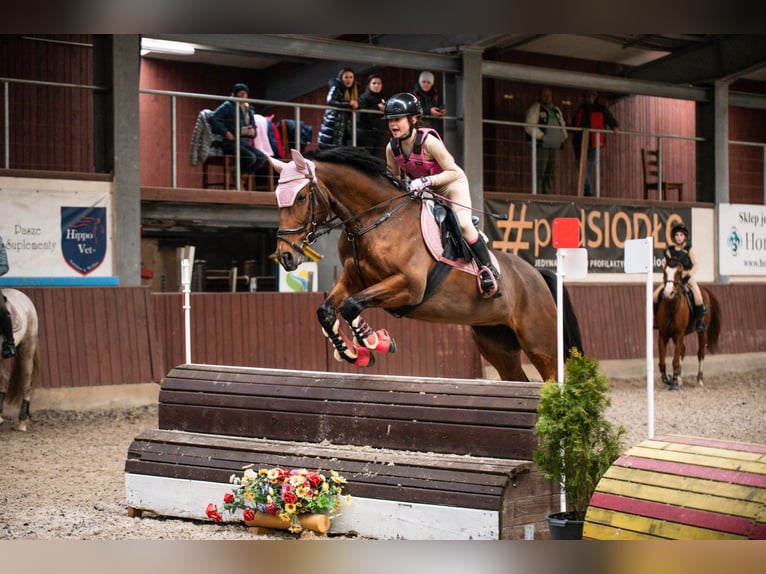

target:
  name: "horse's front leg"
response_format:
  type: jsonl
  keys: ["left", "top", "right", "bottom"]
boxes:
{"left": 658, "top": 336, "right": 671, "bottom": 386}
{"left": 670, "top": 334, "right": 684, "bottom": 391}
{"left": 339, "top": 274, "right": 413, "bottom": 357}
{"left": 317, "top": 276, "right": 369, "bottom": 366}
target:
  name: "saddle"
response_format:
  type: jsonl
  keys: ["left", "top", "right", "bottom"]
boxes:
{"left": 419, "top": 199, "right": 499, "bottom": 276}
{"left": 388, "top": 199, "right": 500, "bottom": 317}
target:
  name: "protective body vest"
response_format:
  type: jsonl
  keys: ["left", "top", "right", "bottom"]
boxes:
{"left": 667, "top": 244, "right": 693, "bottom": 270}
{"left": 390, "top": 128, "right": 444, "bottom": 179}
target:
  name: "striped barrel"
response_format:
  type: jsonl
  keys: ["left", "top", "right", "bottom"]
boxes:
{"left": 583, "top": 435, "right": 766, "bottom": 540}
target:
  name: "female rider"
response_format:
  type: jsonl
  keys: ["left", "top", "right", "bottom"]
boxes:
{"left": 383, "top": 92, "right": 499, "bottom": 297}
{"left": 652, "top": 223, "right": 706, "bottom": 332}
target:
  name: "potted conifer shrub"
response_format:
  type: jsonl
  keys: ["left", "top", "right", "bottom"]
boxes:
{"left": 533, "top": 349, "right": 626, "bottom": 539}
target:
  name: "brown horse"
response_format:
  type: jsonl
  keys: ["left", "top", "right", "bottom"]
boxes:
{"left": 656, "top": 263, "right": 721, "bottom": 390}
{"left": 269, "top": 147, "right": 582, "bottom": 382}
{"left": 0, "top": 288, "right": 40, "bottom": 431}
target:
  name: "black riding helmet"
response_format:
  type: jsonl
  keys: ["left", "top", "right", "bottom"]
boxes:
{"left": 671, "top": 223, "right": 689, "bottom": 238}
{"left": 383, "top": 92, "right": 422, "bottom": 119}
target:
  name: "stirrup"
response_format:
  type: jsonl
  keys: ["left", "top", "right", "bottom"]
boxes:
{"left": 696, "top": 319, "right": 706, "bottom": 333}
{"left": 477, "top": 267, "right": 499, "bottom": 299}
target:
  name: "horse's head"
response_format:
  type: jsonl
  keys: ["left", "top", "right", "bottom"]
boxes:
{"left": 269, "top": 149, "right": 329, "bottom": 271}
{"left": 662, "top": 263, "right": 684, "bottom": 299}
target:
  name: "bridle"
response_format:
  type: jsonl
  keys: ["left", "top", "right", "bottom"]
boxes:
{"left": 275, "top": 179, "right": 331, "bottom": 260}
{"left": 275, "top": 172, "right": 414, "bottom": 274}
{"left": 663, "top": 261, "right": 684, "bottom": 300}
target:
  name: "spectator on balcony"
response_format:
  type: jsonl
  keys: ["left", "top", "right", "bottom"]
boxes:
{"left": 571, "top": 90, "right": 619, "bottom": 197}
{"left": 525, "top": 87, "right": 568, "bottom": 195}
{"left": 209, "top": 82, "right": 266, "bottom": 175}
{"left": 412, "top": 70, "right": 446, "bottom": 129}
{"left": 318, "top": 68, "right": 359, "bottom": 150}
{"left": 356, "top": 73, "right": 388, "bottom": 157}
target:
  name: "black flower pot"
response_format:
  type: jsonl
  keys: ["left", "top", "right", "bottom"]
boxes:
{"left": 546, "top": 511, "right": 584, "bottom": 540}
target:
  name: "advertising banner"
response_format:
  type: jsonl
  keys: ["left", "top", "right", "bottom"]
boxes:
{"left": 718, "top": 203, "right": 766, "bottom": 276}
{"left": 484, "top": 199, "right": 692, "bottom": 274}
{"left": 0, "top": 186, "right": 114, "bottom": 281}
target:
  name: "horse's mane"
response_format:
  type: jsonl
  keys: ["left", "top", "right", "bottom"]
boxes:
{"left": 315, "top": 146, "right": 394, "bottom": 182}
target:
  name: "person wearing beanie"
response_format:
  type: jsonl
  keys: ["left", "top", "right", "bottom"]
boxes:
{"left": 209, "top": 82, "right": 266, "bottom": 178}
{"left": 317, "top": 68, "right": 359, "bottom": 149}
{"left": 412, "top": 70, "right": 446, "bottom": 128}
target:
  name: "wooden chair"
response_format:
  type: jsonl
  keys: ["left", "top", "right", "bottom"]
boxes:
{"left": 642, "top": 148, "right": 685, "bottom": 200}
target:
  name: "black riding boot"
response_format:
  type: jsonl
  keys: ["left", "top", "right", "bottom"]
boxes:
{"left": 469, "top": 237, "right": 500, "bottom": 297}
{"left": 694, "top": 303, "right": 707, "bottom": 333}
{"left": 652, "top": 300, "right": 659, "bottom": 329}
{"left": 0, "top": 309, "right": 16, "bottom": 358}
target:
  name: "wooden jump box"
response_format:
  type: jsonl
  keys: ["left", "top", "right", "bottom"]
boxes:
{"left": 583, "top": 435, "right": 766, "bottom": 540}
{"left": 125, "top": 364, "right": 559, "bottom": 539}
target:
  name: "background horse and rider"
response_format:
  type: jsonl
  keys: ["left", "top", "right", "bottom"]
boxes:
{"left": 0, "top": 288, "right": 40, "bottom": 431}
{"left": 269, "top": 146, "right": 583, "bottom": 382}
{"left": 655, "top": 262, "right": 721, "bottom": 390}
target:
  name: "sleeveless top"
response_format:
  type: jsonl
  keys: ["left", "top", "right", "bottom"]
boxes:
{"left": 666, "top": 244, "right": 693, "bottom": 270}
{"left": 390, "top": 128, "right": 444, "bottom": 179}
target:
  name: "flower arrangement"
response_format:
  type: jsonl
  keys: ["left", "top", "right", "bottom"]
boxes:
{"left": 205, "top": 465, "right": 351, "bottom": 533}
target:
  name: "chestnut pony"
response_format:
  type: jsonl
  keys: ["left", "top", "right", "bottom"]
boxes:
{"left": 656, "top": 262, "right": 721, "bottom": 390}
{"left": 270, "top": 147, "right": 582, "bottom": 382}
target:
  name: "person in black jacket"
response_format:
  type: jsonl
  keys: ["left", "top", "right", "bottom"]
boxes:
{"left": 356, "top": 73, "right": 387, "bottom": 157}
{"left": 412, "top": 70, "right": 446, "bottom": 129}
{"left": 317, "top": 68, "right": 359, "bottom": 150}
{"left": 209, "top": 82, "right": 266, "bottom": 175}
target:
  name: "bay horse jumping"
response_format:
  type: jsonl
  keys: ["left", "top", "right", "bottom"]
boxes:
{"left": 269, "top": 147, "right": 582, "bottom": 382}
{"left": 0, "top": 288, "right": 40, "bottom": 431}
{"left": 656, "top": 263, "right": 721, "bottom": 390}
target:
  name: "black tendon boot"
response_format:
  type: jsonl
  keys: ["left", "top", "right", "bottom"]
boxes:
{"left": 469, "top": 238, "right": 500, "bottom": 297}
{"left": 694, "top": 303, "right": 707, "bottom": 333}
{"left": 0, "top": 310, "right": 16, "bottom": 358}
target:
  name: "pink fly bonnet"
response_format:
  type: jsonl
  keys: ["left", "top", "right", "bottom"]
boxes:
{"left": 269, "top": 149, "right": 316, "bottom": 207}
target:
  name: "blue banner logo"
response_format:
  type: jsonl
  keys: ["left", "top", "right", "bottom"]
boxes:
{"left": 61, "top": 207, "right": 107, "bottom": 275}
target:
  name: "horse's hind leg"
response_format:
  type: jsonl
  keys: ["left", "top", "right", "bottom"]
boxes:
{"left": 472, "top": 325, "right": 527, "bottom": 381}
{"left": 13, "top": 344, "right": 35, "bottom": 432}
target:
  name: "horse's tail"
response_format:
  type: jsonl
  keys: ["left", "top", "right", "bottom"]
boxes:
{"left": 706, "top": 289, "right": 722, "bottom": 353}
{"left": 538, "top": 268, "right": 585, "bottom": 357}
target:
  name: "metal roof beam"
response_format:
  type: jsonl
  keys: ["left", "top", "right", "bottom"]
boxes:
{"left": 482, "top": 60, "right": 709, "bottom": 101}
{"left": 161, "top": 34, "right": 460, "bottom": 72}
{"left": 627, "top": 35, "right": 766, "bottom": 84}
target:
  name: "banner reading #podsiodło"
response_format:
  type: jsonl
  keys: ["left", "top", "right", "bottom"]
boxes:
{"left": 484, "top": 199, "right": 691, "bottom": 274}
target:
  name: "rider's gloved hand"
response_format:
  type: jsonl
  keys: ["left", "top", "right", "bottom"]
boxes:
{"left": 409, "top": 176, "right": 432, "bottom": 193}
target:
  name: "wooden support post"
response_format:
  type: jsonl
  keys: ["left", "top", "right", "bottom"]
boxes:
{"left": 577, "top": 129, "right": 589, "bottom": 197}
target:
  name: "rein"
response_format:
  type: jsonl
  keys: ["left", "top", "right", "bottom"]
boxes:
{"left": 276, "top": 174, "right": 415, "bottom": 278}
